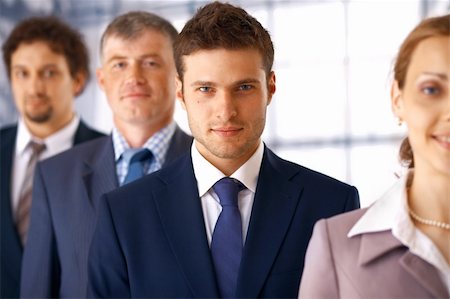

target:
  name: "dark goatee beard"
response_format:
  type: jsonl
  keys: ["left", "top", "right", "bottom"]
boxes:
{"left": 24, "top": 94, "right": 52, "bottom": 123}
{"left": 25, "top": 108, "right": 53, "bottom": 123}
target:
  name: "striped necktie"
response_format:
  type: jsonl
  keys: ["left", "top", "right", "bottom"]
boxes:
{"left": 16, "top": 140, "right": 46, "bottom": 245}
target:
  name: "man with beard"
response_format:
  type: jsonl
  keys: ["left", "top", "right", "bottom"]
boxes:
{"left": 0, "top": 16, "right": 104, "bottom": 299}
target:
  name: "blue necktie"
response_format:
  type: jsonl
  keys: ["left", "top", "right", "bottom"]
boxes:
{"left": 122, "top": 148, "right": 153, "bottom": 185}
{"left": 211, "top": 177, "right": 245, "bottom": 298}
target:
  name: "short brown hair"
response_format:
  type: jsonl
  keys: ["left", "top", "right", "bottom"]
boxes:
{"left": 2, "top": 16, "right": 89, "bottom": 86}
{"left": 174, "top": 1, "right": 274, "bottom": 80}
{"left": 393, "top": 14, "right": 449, "bottom": 168}
{"left": 99, "top": 11, "right": 178, "bottom": 59}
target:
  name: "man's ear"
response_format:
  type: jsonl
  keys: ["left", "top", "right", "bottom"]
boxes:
{"left": 175, "top": 75, "right": 186, "bottom": 110}
{"left": 267, "top": 71, "right": 276, "bottom": 106}
{"left": 72, "top": 72, "right": 87, "bottom": 97}
{"left": 391, "top": 80, "right": 404, "bottom": 120}
{"left": 96, "top": 67, "right": 105, "bottom": 92}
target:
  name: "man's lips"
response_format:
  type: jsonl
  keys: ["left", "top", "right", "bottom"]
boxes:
{"left": 212, "top": 127, "right": 243, "bottom": 137}
{"left": 26, "top": 96, "right": 48, "bottom": 106}
{"left": 122, "top": 92, "right": 150, "bottom": 99}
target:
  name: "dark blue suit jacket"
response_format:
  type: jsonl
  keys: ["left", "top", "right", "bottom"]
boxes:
{"left": 0, "top": 121, "right": 104, "bottom": 299}
{"left": 87, "top": 146, "right": 360, "bottom": 298}
{"left": 20, "top": 126, "right": 192, "bottom": 298}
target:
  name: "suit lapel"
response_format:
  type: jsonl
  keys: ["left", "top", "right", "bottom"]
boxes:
{"left": 82, "top": 137, "right": 118, "bottom": 210}
{"left": 358, "top": 230, "right": 402, "bottom": 265}
{"left": 400, "top": 251, "right": 448, "bottom": 298}
{"left": 152, "top": 154, "right": 219, "bottom": 298}
{"left": 359, "top": 231, "right": 448, "bottom": 298}
{"left": 237, "top": 149, "right": 304, "bottom": 298}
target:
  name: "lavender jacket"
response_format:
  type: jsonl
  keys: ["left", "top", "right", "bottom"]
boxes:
{"left": 299, "top": 208, "right": 449, "bottom": 298}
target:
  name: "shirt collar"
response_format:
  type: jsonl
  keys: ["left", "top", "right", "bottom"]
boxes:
{"left": 16, "top": 115, "right": 80, "bottom": 156}
{"left": 192, "top": 140, "right": 264, "bottom": 197}
{"left": 112, "top": 121, "right": 176, "bottom": 165}
{"left": 348, "top": 169, "right": 450, "bottom": 282}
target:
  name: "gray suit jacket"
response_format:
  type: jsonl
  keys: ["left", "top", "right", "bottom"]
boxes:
{"left": 299, "top": 208, "right": 449, "bottom": 299}
{"left": 0, "top": 121, "right": 104, "bottom": 299}
{"left": 20, "top": 126, "right": 192, "bottom": 298}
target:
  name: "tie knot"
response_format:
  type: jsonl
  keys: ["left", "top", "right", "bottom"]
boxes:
{"left": 29, "top": 140, "right": 46, "bottom": 155}
{"left": 122, "top": 148, "right": 153, "bottom": 185}
{"left": 124, "top": 148, "right": 153, "bottom": 164}
{"left": 213, "top": 177, "right": 244, "bottom": 207}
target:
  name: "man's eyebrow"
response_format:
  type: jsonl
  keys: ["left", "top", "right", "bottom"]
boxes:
{"left": 105, "top": 53, "right": 162, "bottom": 64}
{"left": 12, "top": 64, "right": 59, "bottom": 69}
{"left": 233, "top": 78, "right": 261, "bottom": 85}
{"left": 190, "top": 81, "right": 216, "bottom": 87}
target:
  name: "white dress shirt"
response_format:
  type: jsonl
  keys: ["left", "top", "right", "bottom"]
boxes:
{"left": 12, "top": 115, "right": 80, "bottom": 213}
{"left": 191, "top": 140, "right": 264, "bottom": 246}
{"left": 349, "top": 170, "right": 450, "bottom": 294}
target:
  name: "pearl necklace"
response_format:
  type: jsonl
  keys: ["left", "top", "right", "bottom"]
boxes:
{"left": 409, "top": 208, "right": 450, "bottom": 231}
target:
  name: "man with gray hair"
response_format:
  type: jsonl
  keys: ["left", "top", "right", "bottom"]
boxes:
{"left": 20, "top": 11, "right": 192, "bottom": 298}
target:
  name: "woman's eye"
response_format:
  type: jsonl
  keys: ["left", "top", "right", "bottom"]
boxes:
{"left": 422, "top": 86, "right": 440, "bottom": 95}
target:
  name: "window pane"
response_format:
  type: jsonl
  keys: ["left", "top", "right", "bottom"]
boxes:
{"left": 351, "top": 142, "right": 404, "bottom": 207}
{"left": 277, "top": 147, "right": 348, "bottom": 183}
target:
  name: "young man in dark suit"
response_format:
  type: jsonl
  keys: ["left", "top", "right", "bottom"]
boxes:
{"left": 87, "top": 2, "right": 360, "bottom": 298}
{"left": 0, "top": 16, "right": 104, "bottom": 299}
{"left": 19, "top": 12, "right": 192, "bottom": 298}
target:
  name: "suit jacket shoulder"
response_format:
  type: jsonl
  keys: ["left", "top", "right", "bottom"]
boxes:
{"left": 263, "top": 147, "right": 360, "bottom": 214}
{"left": 266, "top": 147, "right": 357, "bottom": 193}
{"left": 0, "top": 124, "right": 18, "bottom": 140}
{"left": 73, "top": 120, "right": 105, "bottom": 144}
{"left": 300, "top": 208, "right": 448, "bottom": 298}
{"left": 163, "top": 126, "right": 193, "bottom": 166}
{"left": 39, "top": 135, "right": 113, "bottom": 170}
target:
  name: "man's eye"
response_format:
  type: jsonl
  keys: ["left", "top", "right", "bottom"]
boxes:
{"left": 14, "top": 70, "right": 27, "bottom": 79}
{"left": 199, "top": 86, "right": 212, "bottom": 92}
{"left": 144, "top": 60, "right": 158, "bottom": 68}
{"left": 239, "top": 84, "right": 253, "bottom": 91}
{"left": 113, "top": 62, "right": 126, "bottom": 69}
{"left": 43, "top": 70, "right": 56, "bottom": 78}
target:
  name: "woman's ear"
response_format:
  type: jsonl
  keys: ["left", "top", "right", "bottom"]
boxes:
{"left": 391, "top": 80, "right": 404, "bottom": 121}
